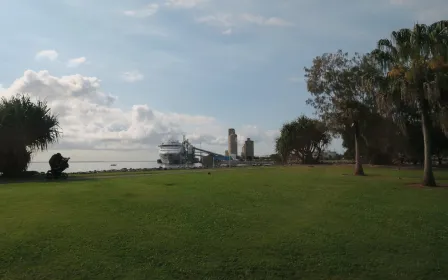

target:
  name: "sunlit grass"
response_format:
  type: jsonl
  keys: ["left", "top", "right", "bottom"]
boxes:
{"left": 1, "top": 166, "right": 448, "bottom": 279}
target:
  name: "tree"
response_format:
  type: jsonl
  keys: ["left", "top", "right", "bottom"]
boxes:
{"left": 275, "top": 126, "right": 293, "bottom": 164}
{"left": 275, "top": 116, "right": 330, "bottom": 164}
{"left": 0, "top": 94, "right": 61, "bottom": 177}
{"left": 268, "top": 153, "right": 282, "bottom": 164}
{"left": 305, "top": 51, "right": 377, "bottom": 175}
{"left": 432, "top": 127, "right": 448, "bottom": 165}
{"left": 340, "top": 111, "right": 402, "bottom": 165}
{"left": 369, "top": 20, "right": 448, "bottom": 186}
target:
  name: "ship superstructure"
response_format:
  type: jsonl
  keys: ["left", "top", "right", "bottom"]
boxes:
{"left": 158, "top": 139, "right": 186, "bottom": 164}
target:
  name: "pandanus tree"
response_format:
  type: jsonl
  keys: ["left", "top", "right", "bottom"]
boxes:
{"left": 275, "top": 125, "right": 292, "bottom": 164}
{"left": 369, "top": 20, "right": 448, "bottom": 186}
{"left": 0, "top": 94, "right": 61, "bottom": 177}
{"left": 275, "top": 116, "right": 330, "bottom": 164}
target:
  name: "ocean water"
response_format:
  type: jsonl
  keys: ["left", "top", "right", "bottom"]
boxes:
{"left": 28, "top": 161, "right": 201, "bottom": 173}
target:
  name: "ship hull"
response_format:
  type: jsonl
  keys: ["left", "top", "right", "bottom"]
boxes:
{"left": 159, "top": 153, "right": 186, "bottom": 165}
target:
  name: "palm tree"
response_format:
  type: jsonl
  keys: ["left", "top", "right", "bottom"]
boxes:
{"left": 275, "top": 135, "right": 290, "bottom": 164}
{"left": 371, "top": 20, "right": 448, "bottom": 186}
{"left": 0, "top": 94, "right": 61, "bottom": 177}
{"left": 276, "top": 121, "right": 296, "bottom": 164}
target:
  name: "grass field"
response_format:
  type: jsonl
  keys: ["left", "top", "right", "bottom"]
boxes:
{"left": 1, "top": 166, "right": 448, "bottom": 280}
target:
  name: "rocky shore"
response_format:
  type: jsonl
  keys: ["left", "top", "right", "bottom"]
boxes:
{"left": 0, "top": 162, "right": 276, "bottom": 179}
{"left": 69, "top": 166, "right": 202, "bottom": 175}
{"left": 69, "top": 162, "right": 277, "bottom": 175}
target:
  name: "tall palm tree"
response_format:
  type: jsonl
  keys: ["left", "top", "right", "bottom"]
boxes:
{"left": 371, "top": 20, "right": 448, "bottom": 186}
{"left": 0, "top": 94, "right": 61, "bottom": 177}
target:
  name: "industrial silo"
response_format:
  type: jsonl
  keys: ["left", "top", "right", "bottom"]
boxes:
{"left": 228, "top": 128, "right": 237, "bottom": 157}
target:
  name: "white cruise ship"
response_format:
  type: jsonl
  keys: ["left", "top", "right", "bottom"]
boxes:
{"left": 158, "top": 140, "right": 186, "bottom": 165}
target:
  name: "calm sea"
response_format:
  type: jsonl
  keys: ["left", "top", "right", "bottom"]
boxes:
{"left": 28, "top": 161, "right": 197, "bottom": 173}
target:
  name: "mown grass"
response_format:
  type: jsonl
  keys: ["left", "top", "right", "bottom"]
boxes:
{"left": 1, "top": 166, "right": 448, "bottom": 280}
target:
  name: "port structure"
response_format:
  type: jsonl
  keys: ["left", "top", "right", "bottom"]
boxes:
{"left": 181, "top": 136, "right": 233, "bottom": 164}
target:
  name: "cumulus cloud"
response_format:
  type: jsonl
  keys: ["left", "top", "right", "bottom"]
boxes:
{"left": 0, "top": 70, "right": 278, "bottom": 155}
{"left": 4, "top": 70, "right": 116, "bottom": 106}
{"left": 35, "top": 50, "right": 59, "bottom": 61}
{"left": 237, "top": 125, "right": 279, "bottom": 146}
{"left": 164, "top": 0, "right": 207, "bottom": 9}
{"left": 121, "top": 70, "right": 144, "bottom": 82}
{"left": 124, "top": 3, "right": 159, "bottom": 17}
{"left": 67, "top": 57, "right": 87, "bottom": 68}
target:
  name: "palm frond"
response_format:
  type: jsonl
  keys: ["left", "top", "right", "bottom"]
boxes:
{"left": 0, "top": 93, "right": 62, "bottom": 175}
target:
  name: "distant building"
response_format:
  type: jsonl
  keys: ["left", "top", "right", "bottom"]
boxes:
{"left": 225, "top": 150, "right": 229, "bottom": 156}
{"left": 241, "top": 138, "right": 254, "bottom": 160}
{"left": 202, "top": 155, "right": 214, "bottom": 168}
{"left": 228, "top": 128, "right": 238, "bottom": 156}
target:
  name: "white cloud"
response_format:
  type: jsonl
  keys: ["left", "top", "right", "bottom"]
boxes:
{"left": 0, "top": 70, "right": 278, "bottom": 158}
{"left": 164, "top": 0, "right": 207, "bottom": 9}
{"left": 263, "top": 17, "right": 293, "bottom": 27}
{"left": 67, "top": 57, "right": 87, "bottom": 68}
{"left": 121, "top": 70, "right": 144, "bottom": 82}
{"left": 35, "top": 50, "right": 59, "bottom": 61}
{"left": 239, "top": 13, "right": 293, "bottom": 26}
{"left": 196, "top": 13, "right": 293, "bottom": 30}
{"left": 196, "top": 14, "right": 234, "bottom": 28}
{"left": 124, "top": 3, "right": 159, "bottom": 18}
{"left": 222, "top": 28, "right": 232, "bottom": 35}
{"left": 237, "top": 125, "right": 279, "bottom": 147}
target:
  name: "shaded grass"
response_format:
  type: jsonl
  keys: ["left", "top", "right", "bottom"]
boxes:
{"left": 1, "top": 166, "right": 448, "bottom": 279}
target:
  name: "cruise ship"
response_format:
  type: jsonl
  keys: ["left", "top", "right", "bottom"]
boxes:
{"left": 158, "top": 140, "right": 186, "bottom": 164}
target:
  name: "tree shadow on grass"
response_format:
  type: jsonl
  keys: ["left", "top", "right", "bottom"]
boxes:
{"left": 0, "top": 176, "right": 97, "bottom": 185}
{"left": 406, "top": 182, "right": 448, "bottom": 189}
{"left": 340, "top": 173, "right": 382, "bottom": 177}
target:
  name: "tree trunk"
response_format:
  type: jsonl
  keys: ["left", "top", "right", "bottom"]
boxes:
{"left": 421, "top": 104, "right": 437, "bottom": 186}
{"left": 0, "top": 147, "right": 31, "bottom": 177}
{"left": 353, "top": 121, "right": 365, "bottom": 176}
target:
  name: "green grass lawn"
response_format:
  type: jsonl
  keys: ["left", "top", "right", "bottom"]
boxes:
{"left": 1, "top": 166, "right": 448, "bottom": 280}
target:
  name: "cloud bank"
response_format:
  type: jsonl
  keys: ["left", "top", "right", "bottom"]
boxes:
{"left": 0, "top": 70, "right": 278, "bottom": 158}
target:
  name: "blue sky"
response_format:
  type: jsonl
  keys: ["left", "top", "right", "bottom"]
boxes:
{"left": 1, "top": 0, "right": 447, "bottom": 161}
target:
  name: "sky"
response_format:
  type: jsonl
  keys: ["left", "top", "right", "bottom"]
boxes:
{"left": 0, "top": 0, "right": 447, "bottom": 162}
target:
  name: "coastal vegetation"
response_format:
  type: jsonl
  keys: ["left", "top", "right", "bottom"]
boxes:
{"left": 0, "top": 21, "right": 446, "bottom": 188}
{"left": 277, "top": 20, "right": 448, "bottom": 186}
{"left": 0, "top": 94, "right": 60, "bottom": 177}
